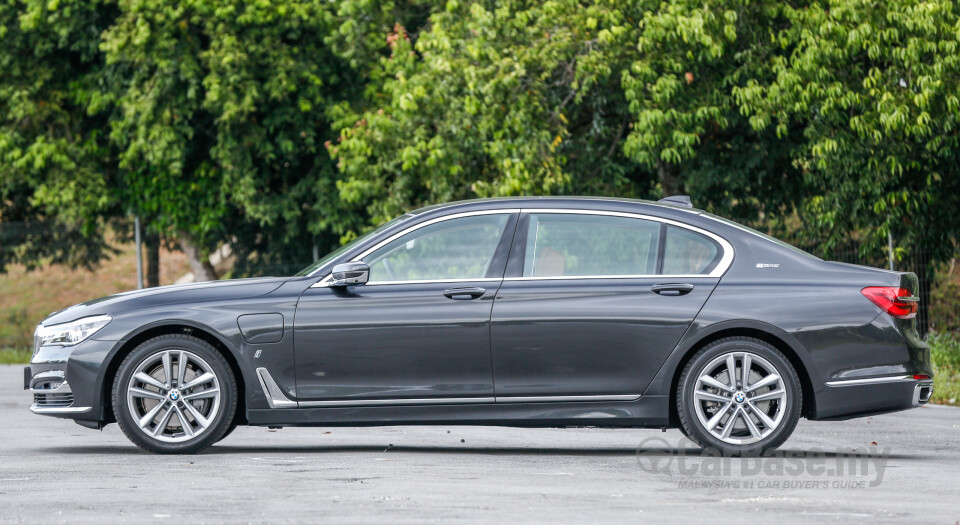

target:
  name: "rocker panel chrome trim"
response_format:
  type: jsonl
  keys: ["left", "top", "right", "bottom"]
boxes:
{"left": 825, "top": 375, "right": 913, "bottom": 387}
{"left": 298, "top": 397, "right": 496, "bottom": 407}
{"left": 495, "top": 394, "right": 641, "bottom": 403}
{"left": 255, "top": 367, "right": 643, "bottom": 409}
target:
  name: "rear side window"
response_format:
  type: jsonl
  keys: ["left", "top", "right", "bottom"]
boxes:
{"left": 662, "top": 225, "right": 720, "bottom": 275}
{"left": 522, "top": 214, "right": 660, "bottom": 277}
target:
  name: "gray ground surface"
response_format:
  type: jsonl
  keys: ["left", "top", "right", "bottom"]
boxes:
{"left": 1, "top": 365, "right": 958, "bottom": 523}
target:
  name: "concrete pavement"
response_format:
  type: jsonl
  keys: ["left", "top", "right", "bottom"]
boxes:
{"left": 1, "top": 365, "right": 958, "bottom": 523}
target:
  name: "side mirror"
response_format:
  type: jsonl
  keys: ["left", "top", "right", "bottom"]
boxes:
{"left": 329, "top": 262, "right": 369, "bottom": 287}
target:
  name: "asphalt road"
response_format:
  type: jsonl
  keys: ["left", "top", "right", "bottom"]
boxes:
{"left": 1, "top": 365, "right": 958, "bottom": 523}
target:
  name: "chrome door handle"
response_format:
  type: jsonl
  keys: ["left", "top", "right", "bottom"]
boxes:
{"left": 651, "top": 283, "right": 695, "bottom": 296}
{"left": 443, "top": 287, "right": 486, "bottom": 300}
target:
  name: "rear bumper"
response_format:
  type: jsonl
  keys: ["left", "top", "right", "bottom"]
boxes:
{"left": 813, "top": 375, "right": 934, "bottom": 420}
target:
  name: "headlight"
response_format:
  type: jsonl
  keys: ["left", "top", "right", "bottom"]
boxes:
{"left": 35, "top": 314, "right": 112, "bottom": 347}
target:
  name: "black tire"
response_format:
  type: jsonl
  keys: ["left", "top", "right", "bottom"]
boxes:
{"left": 112, "top": 334, "right": 237, "bottom": 454}
{"left": 676, "top": 337, "right": 802, "bottom": 456}
{"left": 217, "top": 422, "right": 239, "bottom": 443}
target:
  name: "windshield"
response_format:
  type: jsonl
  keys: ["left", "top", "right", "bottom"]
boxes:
{"left": 295, "top": 214, "right": 414, "bottom": 276}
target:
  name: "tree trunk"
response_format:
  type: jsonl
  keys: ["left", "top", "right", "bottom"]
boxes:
{"left": 657, "top": 160, "right": 681, "bottom": 196}
{"left": 178, "top": 230, "right": 218, "bottom": 282}
{"left": 145, "top": 228, "right": 160, "bottom": 288}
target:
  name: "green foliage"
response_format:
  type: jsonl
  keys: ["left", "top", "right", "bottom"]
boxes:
{"left": 1, "top": 0, "right": 959, "bottom": 282}
{"left": 329, "top": 1, "right": 656, "bottom": 235}
{"left": 735, "top": 0, "right": 960, "bottom": 258}
{"left": 0, "top": 0, "right": 118, "bottom": 269}
{"left": 930, "top": 275, "right": 960, "bottom": 332}
{"left": 927, "top": 331, "right": 960, "bottom": 405}
{"left": 0, "top": 347, "right": 32, "bottom": 365}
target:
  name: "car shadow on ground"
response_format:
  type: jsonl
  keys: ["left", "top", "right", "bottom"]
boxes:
{"left": 38, "top": 443, "right": 925, "bottom": 461}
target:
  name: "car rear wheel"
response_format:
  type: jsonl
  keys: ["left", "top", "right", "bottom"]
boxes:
{"left": 112, "top": 334, "right": 237, "bottom": 454}
{"left": 677, "top": 337, "right": 801, "bottom": 455}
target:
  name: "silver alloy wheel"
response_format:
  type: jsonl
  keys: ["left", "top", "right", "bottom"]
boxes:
{"left": 126, "top": 349, "right": 221, "bottom": 443}
{"left": 692, "top": 351, "right": 787, "bottom": 445}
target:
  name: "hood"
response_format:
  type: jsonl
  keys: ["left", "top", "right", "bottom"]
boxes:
{"left": 41, "top": 276, "right": 290, "bottom": 326}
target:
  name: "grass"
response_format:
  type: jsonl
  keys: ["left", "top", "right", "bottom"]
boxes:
{"left": 0, "top": 348, "right": 32, "bottom": 365}
{"left": 928, "top": 331, "right": 960, "bottom": 406}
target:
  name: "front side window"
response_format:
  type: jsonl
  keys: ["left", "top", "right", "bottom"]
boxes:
{"left": 662, "top": 225, "right": 720, "bottom": 275}
{"left": 522, "top": 214, "right": 660, "bottom": 277}
{"left": 364, "top": 214, "right": 510, "bottom": 282}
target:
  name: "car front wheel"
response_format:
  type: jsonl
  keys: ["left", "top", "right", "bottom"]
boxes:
{"left": 112, "top": 334, "right": 237, "bottom": 454}
{"left": 677, "top": 337, "right": 801, "bottom": 455}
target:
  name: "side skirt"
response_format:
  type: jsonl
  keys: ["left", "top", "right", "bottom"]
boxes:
{"left": 246, "top": 395, "right": 671, "bottom": 428}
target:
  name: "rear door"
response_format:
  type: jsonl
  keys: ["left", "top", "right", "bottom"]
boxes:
{"left": 489, "top": 210, "right": 731, "bottom": 401}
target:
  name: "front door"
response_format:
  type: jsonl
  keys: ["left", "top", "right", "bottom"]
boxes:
{"left": 293, "top": 212, "right": 517, "bottom": 403}
{"left": 490, "top": 211, "right": 726, "bottom": 400}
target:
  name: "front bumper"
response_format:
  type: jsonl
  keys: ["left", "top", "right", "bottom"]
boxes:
{"left": 25, "top": 338, "right": 118, "bottom": 421}
{"left": 814, "top": 375, "right": 934, "bottom": 420}
{"left": 24, "top": 367, "right": 93, "bottom": 415}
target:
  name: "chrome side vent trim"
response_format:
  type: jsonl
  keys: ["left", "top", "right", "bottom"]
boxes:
{"left": 256, "top": 367, "right": 298, "bottom": 408}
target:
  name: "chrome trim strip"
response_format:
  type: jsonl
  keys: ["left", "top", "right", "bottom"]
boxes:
{"left": 311, "top": 207, "right": 735, "bottom": 286}
{"left": 29, "top": 380, "right": 72, "bottom": 394}
{"left": 29, "top": 405, "right": 91, "bottom": 414}
{"left": 298, "top": 397, "right": 496, "bottom": 408}
{"left": 896, "top": 296, "right": 920, "bottom": 303}
{"left": 324, "top": 277, "right": 503, "bottom": 288}
{"left": 825, "top": 375, "right": 914, "bottom": 387}
{"left": 256, "top": 367, "right": 298, "bottom": 408}
{"left": 495, "top": 394, "right": 641, "bottom": 403}
{"left": 31, "top": 370, "right": 65, "bottom": 380}
{"left": 257, "top": 365, "right": 641, "bottom": 409}
{"left": 502, "top": 275, "right": 718, "bottom": 282}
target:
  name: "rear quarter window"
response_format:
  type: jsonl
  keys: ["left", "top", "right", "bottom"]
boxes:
{"left": 662, "top": 225, "right": 721, "bottom": 275}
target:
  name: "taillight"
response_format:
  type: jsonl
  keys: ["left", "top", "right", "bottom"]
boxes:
{"left": 913, "top": 374, "right": 930, "bottom": 381}
{"left": 861, "top": 287, "right": 919, "bottom": 319}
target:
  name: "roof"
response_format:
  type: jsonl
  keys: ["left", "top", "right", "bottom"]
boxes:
{"left": 407, "top": 196, "right": 701, "bottom": 216}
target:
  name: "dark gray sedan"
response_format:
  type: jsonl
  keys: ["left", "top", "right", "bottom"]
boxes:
{"left": 25, "top": 196, "right": 933, "bottom": 454}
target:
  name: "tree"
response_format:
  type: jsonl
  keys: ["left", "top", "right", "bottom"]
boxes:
{"left": 734, "top": 0, "right": 960, "bottom": 261}
{"left": 328, "top": 0, "right": 807, "bottom": 240}
{"left": 0, "top": 0, "right": 119, "bottom": 272}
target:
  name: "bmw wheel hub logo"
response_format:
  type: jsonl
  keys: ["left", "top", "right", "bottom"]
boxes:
{"left": 734, "top": 392, "right": 745, "bottom": 404}
{"left": 168, "top": 389, "right": 181, "bottom": 401}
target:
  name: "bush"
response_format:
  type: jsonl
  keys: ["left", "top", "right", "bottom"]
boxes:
{"left": 929, "top": 280, "right": 960, "bottom": 332}
{"left": 927, "top": 331, "right": 960, "bottom": 406}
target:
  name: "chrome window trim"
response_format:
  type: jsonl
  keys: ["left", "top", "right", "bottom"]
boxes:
{"left": 311, "top": 207, "right": 734, "bottom": 287}
{"left": 502, "top": 274, "right": 720, "bottom": 282}
{"left": 825, "top": 375, "right": 914, "bottom": 387}
{"left": 312, "top": 209, "right": 520, "bottom": 287}
{"left": 357, "top": 278, "right": 502, "bottom": 287}
{"left": 518, "top": 208, "right": 733, "bottom": 279}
